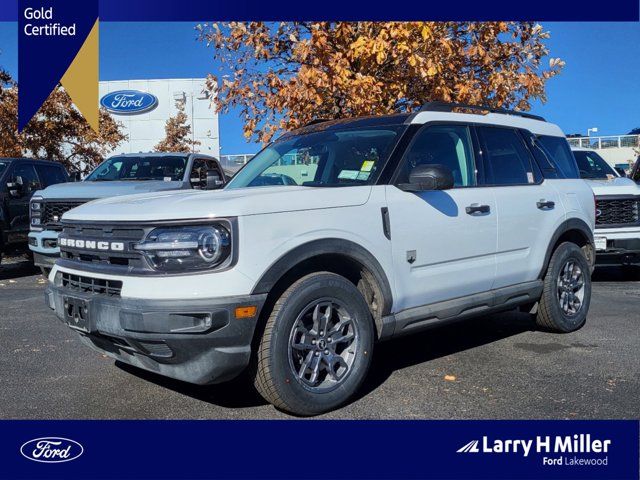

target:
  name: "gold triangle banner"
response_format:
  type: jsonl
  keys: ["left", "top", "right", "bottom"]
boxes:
{"left": 60, "top": 20, "right": 100, "bottom": 133}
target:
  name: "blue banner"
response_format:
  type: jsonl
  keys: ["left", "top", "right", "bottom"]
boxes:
{"left": 17, "top": 0, "right": 97, "bottom": 130}
{"left": 1, "top": 0, "right": 639, "bottom": 21}
{"left": 1, "top": 420, "right": 638, "bottom": 479}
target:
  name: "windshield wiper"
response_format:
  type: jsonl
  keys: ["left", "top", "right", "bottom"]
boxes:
{"left": 119, "top": 177, "right": 164, "bottom": 181}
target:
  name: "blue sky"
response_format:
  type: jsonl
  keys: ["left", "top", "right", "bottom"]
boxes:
{"left": 0, "top": 22, "right": 638, "bottom": 154}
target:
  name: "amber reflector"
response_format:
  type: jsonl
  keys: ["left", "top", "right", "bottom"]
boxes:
{"left": 235, "top": 306, "right": 257, "bottom": 319}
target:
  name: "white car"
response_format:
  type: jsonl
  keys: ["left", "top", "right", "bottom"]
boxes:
{"left": 572, "top": 147, "right": 640, "bottom": 269}
{"left": 45, "top": 103, "right": 595, "bottom": 415}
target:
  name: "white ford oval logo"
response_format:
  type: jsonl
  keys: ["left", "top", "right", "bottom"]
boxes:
{"left": 100, "top": 90, "right": 158, "bottom": 114}
{"left": 20, "top": 437, "right": 84, "bottom": 463}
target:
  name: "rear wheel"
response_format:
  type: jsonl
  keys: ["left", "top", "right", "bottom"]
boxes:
{"left": 254, "top": 272, "right": 374, "bottom": 416}
{"left": 536, "top": 242, "right": 591, "bottom": 332}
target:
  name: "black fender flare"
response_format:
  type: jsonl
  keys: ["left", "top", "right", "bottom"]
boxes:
{"left": 251, "top": 238, "right": 394, "bottom": 316}
{"left": 538, "top": 218, "right": 594, "bottom": 279}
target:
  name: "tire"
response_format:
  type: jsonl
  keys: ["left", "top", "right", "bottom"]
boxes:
{"left": 536, "top": 242, "right": 591, "bottom": 332}
{"left": 40, "top": 267, "right": 51, "bottom": 277}
{"left": 254, "top": 272, "right": 374, "bottom": 416}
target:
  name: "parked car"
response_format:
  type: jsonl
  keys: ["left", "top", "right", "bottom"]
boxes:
{"left": 571, "top": 147, "right": 640, "bottom": 270}
{"left": 29, "top": 152, "right": 227, "bottom": 276}
{"left": 0, "top": 158, "right": 68, "bottom": 266}
{"left": 45, "top": 103, "right": 595, "bottom": 415}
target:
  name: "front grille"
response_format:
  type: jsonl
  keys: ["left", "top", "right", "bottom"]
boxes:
{"left": 596, "top": 197, "right": 640, "bottom": 226}
{"left": 61, "top": 272, "right": 123, "bottom": 296}
{"left": 60, "top": 224, "right": 148, "bottom": 269}
{"left": 42, "top": 201, "right": 88, "bottom": 228}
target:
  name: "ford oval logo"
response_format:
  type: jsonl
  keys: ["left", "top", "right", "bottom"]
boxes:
{"left": 20, "top": 437, "right": 84, "bottom": 463}
{"left": 100, "top": 90, "right": 158, "bottom": 114}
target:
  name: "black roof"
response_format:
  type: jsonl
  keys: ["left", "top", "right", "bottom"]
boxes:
{"left": 280, "top": 113, "right": 412, "bottom": 140}
{"left": 0, "top": 157, "right": 65, "bottom": 166}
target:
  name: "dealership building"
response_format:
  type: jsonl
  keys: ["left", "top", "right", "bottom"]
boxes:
{"left": 98, "top": 78, "right": 220, "bottom": 158}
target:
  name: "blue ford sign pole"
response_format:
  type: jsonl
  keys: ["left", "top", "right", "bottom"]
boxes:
{"left": 100, "top": 90, "right": 158, "bottom": 114}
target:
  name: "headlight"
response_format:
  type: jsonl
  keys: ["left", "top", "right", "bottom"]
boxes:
{"left": 30, "top": 197, "right": 43, "bottom": 230}
{"left": 134, "top": 225, "right": 231, "bottom": 272}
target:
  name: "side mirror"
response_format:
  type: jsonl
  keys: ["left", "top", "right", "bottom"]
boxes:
{"left": 399, "top": 164, "right": 454, "bottom": 192}
{"left": 205, "top": 169, "right": 224, "bottom": 190}
{"left": 614, "top": 167, "right": 627, "bottom": 178}
{"left": 7, "top": 176, "right": 24, "bottom": 197}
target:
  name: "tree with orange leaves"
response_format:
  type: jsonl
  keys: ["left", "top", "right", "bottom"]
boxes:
{"left": 154, "top": 100, "right": 201, "bottom": 153}
{"left": 0, "top": 69, "right": 126, "bottom": 173}
{"left": 198, "top": 22, "right": 564, "bottom": 144}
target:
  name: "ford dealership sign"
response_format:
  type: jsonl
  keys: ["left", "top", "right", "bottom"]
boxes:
{"left": 100, "top": 90, "right": 158, "bottom": 114}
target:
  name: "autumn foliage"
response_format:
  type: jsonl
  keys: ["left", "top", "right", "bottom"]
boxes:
{"left": 0, "top": 69, "right": 126, "bottom": 173}
{"left": 154, "top": 100, "right": 201, "bottom": 153}
{"left": 198, "top": 22, "right": 564, "bottom": 144}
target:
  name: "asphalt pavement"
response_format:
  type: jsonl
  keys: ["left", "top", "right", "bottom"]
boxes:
{"left": 1, "top": 254, "right": 638, "bottom": 419}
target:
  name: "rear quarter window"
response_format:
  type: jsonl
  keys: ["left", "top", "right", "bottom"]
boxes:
{"left": 537, "top": 135, "right": 580, "bottom": 179}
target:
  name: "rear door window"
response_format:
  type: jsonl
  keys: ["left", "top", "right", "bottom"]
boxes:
{"left": 477, "top": 127, "right": 536, "bottom": 186}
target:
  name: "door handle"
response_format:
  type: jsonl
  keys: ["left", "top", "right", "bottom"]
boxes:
{"left": 537, "top": 200, "right": 555, "bottom": 210}
{"left": 465, "top": 203, "right": 490, "bottom": 215}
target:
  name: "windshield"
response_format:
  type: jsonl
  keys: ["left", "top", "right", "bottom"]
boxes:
{"left": 573, "top": 150, "right": 617, "bottom": 179}
{"left": 226, "top": 126, "right": 404, "bottom": 189}
{"left": 85, "top": 156, "right": 188, "bottom": 182}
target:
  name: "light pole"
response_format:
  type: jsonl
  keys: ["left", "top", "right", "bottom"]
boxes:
{"left": 587, "top": 127, "right": 598, "bottom": 137}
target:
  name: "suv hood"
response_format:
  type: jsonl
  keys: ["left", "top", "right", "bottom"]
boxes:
{"left": 63, "top": 185, "right": 372, "bottom": 222}
{"left": 35, "top": 180, "right": 184, "bottom": 200}
{"left": 584, "top": 177, "right": 640, "bottom": 196}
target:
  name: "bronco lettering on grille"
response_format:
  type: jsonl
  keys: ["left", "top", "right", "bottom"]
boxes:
{"left": 59, "top": 237, "right": 125, "bottom": 251}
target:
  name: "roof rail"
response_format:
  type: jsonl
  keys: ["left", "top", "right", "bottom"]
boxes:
{"left": 303, "top": 119, "right": 332, "bottom": 127}
{"left": 419, "top": 101, "right": 546, "bottom": 122}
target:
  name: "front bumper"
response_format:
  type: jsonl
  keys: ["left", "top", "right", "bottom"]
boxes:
{"left": 594, "top": 232, "right": 640, "bottom": 266}
{"left": 28, "top": 230, "right": 61, "bottom": 256}
{"left": 45, "top": 281, "right": 267, "bottom": 385}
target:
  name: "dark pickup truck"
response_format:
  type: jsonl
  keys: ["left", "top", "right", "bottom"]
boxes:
{"left": 0, "top": 158, "right": 68, "bottom": 265}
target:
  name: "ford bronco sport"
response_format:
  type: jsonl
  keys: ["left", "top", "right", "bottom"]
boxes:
{"left": 30, "top": 152, "right": 226, "bottom": 276}
{"left": 45, "top": 102, "right": 595, "bottom": 415}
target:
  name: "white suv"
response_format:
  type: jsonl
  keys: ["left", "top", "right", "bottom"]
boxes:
{"left": 45, "top": 103, "right": 595, "bottom": 415}
{"left": 572, "top": 147, "right": 640, "bottom": 270}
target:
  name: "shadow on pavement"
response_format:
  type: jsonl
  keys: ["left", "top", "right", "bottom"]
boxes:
{"left": 117, "top": 310, "right": 537, "bottom": 412}
{"left": 0, "top": 255, "right": 39, "bottom": 281}
{"left": 115, "top": 361, "right": 268, "bottom": 409}
{"left": 592, "top": 266, "right": 640, "bottom": 282}
{"left": 356, "top": 310, "right": 536, "bottom": 402}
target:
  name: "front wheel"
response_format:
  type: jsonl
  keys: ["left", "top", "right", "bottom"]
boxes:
{"left": 536, "top": 242, "right": 592, "bottom": 332}
{"left": 254, "top": 272, "right": 374, "bottom": 416}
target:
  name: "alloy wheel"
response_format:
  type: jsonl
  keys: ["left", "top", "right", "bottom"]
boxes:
{"left": 288, "top": 298, "right": 359, "bottom": 392}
